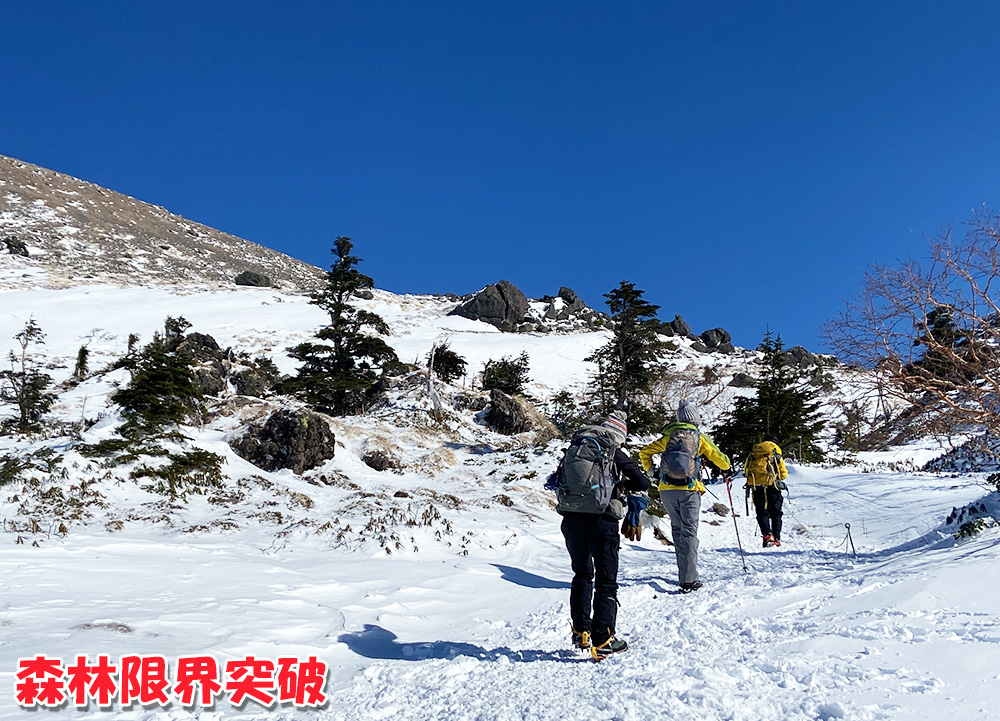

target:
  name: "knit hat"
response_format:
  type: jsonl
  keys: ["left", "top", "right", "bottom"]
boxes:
{"left": 676, "top": 399, "right": 702, "bottom": 426}
{"left": 601, "top": 409, "right": 628, "bottom": 445}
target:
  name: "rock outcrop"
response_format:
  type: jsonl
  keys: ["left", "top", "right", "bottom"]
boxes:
{"left": 450, "top": 280, "right": 530, "bottom": 332}
{"left": 484, "top": 389, "right": 532, "bottom": 435}
{"left": 700, "top": 327, "right": 735, "bottom": 354}
{"left": 234, "top": 270, "right": 273, "bottom": 287}
{"left": 3, "top": 235, "right": 29, "bottom": 256}
{"left": 230, "top": 409, "right": 336, "bottom": 473}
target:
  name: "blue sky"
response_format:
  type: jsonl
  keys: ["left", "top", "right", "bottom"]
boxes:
{"left": 4, "top": 1, "right": 1000, "bottom": 350}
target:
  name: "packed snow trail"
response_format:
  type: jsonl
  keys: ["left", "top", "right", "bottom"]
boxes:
{"left": 326, "top": 465, "right": 1000, "bottom": 721}
{"left": 2, "top": 466, "right": 999, "bottom": 720}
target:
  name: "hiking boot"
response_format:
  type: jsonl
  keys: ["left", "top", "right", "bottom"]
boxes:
{"left": 679, "top": 581, "right": 703, "bottom": 593}
{"left": 762, "top": 534, "right": 776, "bottom": 548}
{"left": 591, "top": 635, "right": 628, "bottom": 660}
{"left": 772, "top": 538, "right": 782, "bottom": 547}
{"left": 571, "top": 628, "right": 591, "bottom": 650}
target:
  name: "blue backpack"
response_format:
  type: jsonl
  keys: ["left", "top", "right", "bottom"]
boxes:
{"left": 659, "top": 426, "right": 701, "bottom": 484}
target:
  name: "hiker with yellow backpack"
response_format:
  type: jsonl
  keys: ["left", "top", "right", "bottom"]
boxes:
{"left": 744, "top": 435, "right": 789, "bottom": 547}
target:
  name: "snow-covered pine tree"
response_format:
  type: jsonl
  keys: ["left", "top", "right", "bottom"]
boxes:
{"left": 587, "top": 280, "right": 667, "bottom": 434}
{"left": 0, "top": 318, "right": 56, "bottom": 434}
{"left": 113, "top": 316, "right": 203, "bottom": 440}
{"left": 81, "top": 316, "right": 223, "bottom": 497}
{"left": 72, "top": 345, "right": 90, "bottom": 382}
{"left": 713, "top": 331, "right": 826, "bottom": 462}
{"left": 428, "top": 341, "right": 467, "bottom": 384}
{"left": 482, "top": 351, "right": 530, "bottom": 396}
{"left": 281, "top": 237, "right": 399, "bottom": 415}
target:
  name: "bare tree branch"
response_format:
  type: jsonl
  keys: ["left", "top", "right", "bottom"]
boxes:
{"left": 824, "top": 209, "right": 1000, "bottom": 444}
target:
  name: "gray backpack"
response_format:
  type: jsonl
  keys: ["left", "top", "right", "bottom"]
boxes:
{"left": 659, "top": 427, "right": 701, "bottom": 482}
{"left": 555, "top": 425, "right": 619, "bottom": 514}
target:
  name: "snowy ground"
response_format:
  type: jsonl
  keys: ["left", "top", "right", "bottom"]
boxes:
{"left": 1, "top": 458, "right": 998, "bottom": 720}
{"left": 2, "top": 284, "right": 1000, "bottom": 720}
{"left": 321, "top": 462, "right": 1000, "bottom": 721}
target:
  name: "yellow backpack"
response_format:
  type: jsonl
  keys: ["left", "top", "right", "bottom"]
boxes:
{"left": 744, "top": 442, "right": 782, "bottom": 487}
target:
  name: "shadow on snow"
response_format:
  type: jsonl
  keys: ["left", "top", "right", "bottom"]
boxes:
{"left": 491, "top": 563, "right": 570, "bottom": 589}
{"left": 337, "top": 624, "right": 581, "bottom": 663}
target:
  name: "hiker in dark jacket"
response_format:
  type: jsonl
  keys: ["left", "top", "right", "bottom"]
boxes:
{"left": 559, "top": 410, "right": 648, "bottom": 659}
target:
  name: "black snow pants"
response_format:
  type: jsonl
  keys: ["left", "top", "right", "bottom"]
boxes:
{"left": 560, "top": 512, "right": 620, "bottom": 646}
{"left": 751, "top": 485, "right": 784, "bottom": 540}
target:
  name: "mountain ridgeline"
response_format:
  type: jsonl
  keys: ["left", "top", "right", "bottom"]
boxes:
{"left": 0, "top": 154, "right": 323, "bottom": 290}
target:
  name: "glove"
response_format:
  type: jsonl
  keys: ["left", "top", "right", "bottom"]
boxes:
{"left": 543, "top": 470, "right": 560, "bottom": 491}
{"left": 621, "top": 495, "right": 649, "bottom": 542}
{"left": 625, "top": 495, "right": 648, "bottom": 525}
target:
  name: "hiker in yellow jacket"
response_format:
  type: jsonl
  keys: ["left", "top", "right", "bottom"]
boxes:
{"left": 638, "top": 399, "right": 731, "bottom": 593}
{"left": 744, "top": 436, "right": 789, "bottom": 547}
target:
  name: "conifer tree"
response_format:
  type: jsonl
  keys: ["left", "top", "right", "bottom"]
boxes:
{"left": 281, "top": 237, "right": 399, "bottom": 415}
{"left": 113, "top": 316, "right": 203, "bottom": 440}
{"left": 0, "top": 318, "right": 56, "bottom": 434}
{"left": 83, "top": 317, "right": 222, "bottom": 498}
{"left": 587, "top": 280, "right": 666, "bottom": 433}
{"left": 428, "top": 341, "right": 467, "bottom": 384}
{"left": 72, "top": 346, "right": 90, "bottom": 381}
{"left": 482, "top": 352, "right": 530, "bottom": 396}
{"left": 713, "top": 331, "right": 826, "bottom": 462}
{"left": 911, "top": 305, "right": 977, "bottom": 383}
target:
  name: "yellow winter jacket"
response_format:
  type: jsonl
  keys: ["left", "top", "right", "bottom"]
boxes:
{"left": 744, "top": 441, "right": 789, "bottom": 487}
{"left": 638, "top": 422, "right": 731, "bottom": 494}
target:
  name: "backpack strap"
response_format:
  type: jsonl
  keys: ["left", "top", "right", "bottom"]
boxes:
{"left": 688, "top": 448, "right": 703, "bottom": 489}
{"left": 580, "top": 437, "right": 604, "bottom": 490}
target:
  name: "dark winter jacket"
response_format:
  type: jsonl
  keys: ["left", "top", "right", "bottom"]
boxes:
{"left": 612, "top": 448, "right": 650, "bottom": 495}
{"left": 556, "top": 447, "right": 649, "bottom": 516}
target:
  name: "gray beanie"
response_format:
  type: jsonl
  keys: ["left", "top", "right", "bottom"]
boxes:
{"left": 676, "top": 399, "right": 702, "bottom": 426}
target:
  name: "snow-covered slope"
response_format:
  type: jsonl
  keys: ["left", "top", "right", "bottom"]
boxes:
{"left": 1, "top": 277, "right": 999, "bottom": 721}
{"left": 1, "top": 158, "right": 998, "bottom": 720}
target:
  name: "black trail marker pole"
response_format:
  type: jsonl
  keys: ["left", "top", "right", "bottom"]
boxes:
{"left": 845, "top": 523, "right": 857, "bottom": 559}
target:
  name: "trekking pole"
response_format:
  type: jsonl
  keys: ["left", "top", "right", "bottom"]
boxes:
{"left": 725, "top": 477, "right": 748, "bottom": 574}
{"left": 699, "top": 465, "right": 722, "bottom": 501}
